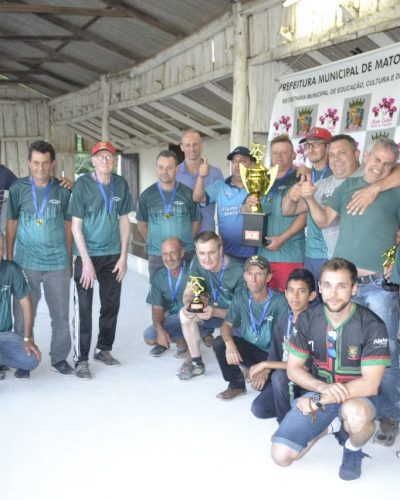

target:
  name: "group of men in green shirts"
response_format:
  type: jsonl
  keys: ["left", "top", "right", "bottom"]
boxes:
{"left": 1, "top": 139, "right": 133, "bottom": 380}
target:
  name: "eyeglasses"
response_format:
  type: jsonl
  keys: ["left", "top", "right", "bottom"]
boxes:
{"left": 327, "top": 329, "right": 337, "bottom": 359}
{"left": 95, "top": 154, "right": 113, "bottom": 162}
{"left": 305, "top": 142, "right": 326, "bottom": 150}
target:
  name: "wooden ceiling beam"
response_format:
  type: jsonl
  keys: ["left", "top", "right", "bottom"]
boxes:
{"left": 115, "top": 110, "right": 178, "bottom": 144}
{"left": 100, "top": 0, "right": 185, "bottom": 37}
{"left": 204, "top": 82, "right": 233, "bottom": 104}
{"left": 0, "top": 4, "right": 135, "bottom": 17}
{"left": 172, "top": 94, "right": 231, "bottom": 127}
{"left": 0, "top": 35, "right": 77, "bottom": 41}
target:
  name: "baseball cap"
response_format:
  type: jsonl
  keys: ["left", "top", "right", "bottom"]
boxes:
{"left": 299, "top": 127, "right": 332, "bottom": 144}
{"left": 244, "top": 255, "right": 271, "bottom": 271}
{"left": 227, "top": 146, "right": 255, "bottom": 161}
{"left": 92, "top": 141, "right": 117, "bottom": 156}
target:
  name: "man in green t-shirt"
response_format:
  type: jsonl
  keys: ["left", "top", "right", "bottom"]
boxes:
{"left": 7, "top": 140, "right": 72, "bottom": 379}
{"left": 178, "top": 231, "right": 244, "bottom": 380}
{"left": 69, "top": 141, "right": 134, "bottom": 379}
{"left": 301, "top": 137, "right": 400, "bottom": 447}
{"left": 213, "top": 255, "right": 288, "bottom": 400}
{"left": 0, "top": 234, "right": 41, "bottom": 380}
{"left": 137, "top": 150, "right": 201, "bottom": 276}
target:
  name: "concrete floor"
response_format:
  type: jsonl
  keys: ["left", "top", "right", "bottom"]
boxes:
{"left": 1, "top": 268, "right": 398, "bottom": 500}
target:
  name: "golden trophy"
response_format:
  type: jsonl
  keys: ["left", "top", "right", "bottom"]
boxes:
{"left": 382, "top": 245, "right": 399, "bottom": 291}
{"left": 240, "top": 143, "right": 279, "bottom": 246}
{"left": 187, "top": 276, "right": 206, "bottom": 313}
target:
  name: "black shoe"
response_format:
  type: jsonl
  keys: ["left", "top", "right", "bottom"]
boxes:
{"left": 0, "top": 367, "right": 6, "bottom": 381}
{"left": 94, "top": 350, "right": 120, "bottom": 366}
{"left": 14, "top": 369, "right": 30, "bottom": 379}
{"left": 149, "top": 344, "right": 168, "bottom": 357}
{"left": 52, "top": 360, "right": 74, "bottom": 375}
{"left": 339, "top": 447, "right": 370, "bottom": 481}
{"left": 373, "top": 417, "right": 400, "bottom": 446}
{"left": 75, "top": 361, "right": 92, "bottom": 380}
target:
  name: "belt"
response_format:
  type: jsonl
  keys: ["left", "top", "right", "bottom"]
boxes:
{"left": 356, "top": 273, "right": 382, "bottom": 285}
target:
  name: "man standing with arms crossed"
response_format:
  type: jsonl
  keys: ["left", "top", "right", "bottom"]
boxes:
{"left": 7, "top": 141, "right": 72, "bottom": 378}
{"left": 69, "top": 141, "right": 133, "bottom": 379}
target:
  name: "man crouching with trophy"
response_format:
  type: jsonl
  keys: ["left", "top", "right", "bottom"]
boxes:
{"left": 178, "top": 231, "right": 244, "bottom": 381}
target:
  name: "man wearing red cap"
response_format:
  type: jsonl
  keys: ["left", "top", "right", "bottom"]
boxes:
{"left": 69, "top": 141, "right": 134, "bottom": 379}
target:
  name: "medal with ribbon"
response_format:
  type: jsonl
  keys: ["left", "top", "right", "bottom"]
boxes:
{"left": 207, "top": 257, "right": 225, "bottom": 307}
{"left": 95, "top": 173, "right": 114, "bottom": 219}
{"left": 157, "top": 182, "right": 178, "bottom": 219}
{"left": 31, "top": 177, "right": 52, "bottom": 226}
{"left": 168, "top": 263, "right": 184, "bottom": 311}
{"left": 248, "top": 288, "right": 272, "bottom": 337}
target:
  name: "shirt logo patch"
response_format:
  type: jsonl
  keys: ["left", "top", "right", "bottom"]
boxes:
{"left": 49, "top": 199, "right": 61, "bottom": 205}
{"left": 1, "top": 285, "right": 10, "bottom": 293}
{"left": 347, "top": 345, "right": 360, "bottom": 360}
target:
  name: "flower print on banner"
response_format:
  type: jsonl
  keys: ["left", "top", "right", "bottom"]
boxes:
{"left": 370, "top": 97, "right": 398, "bottom": 129}
{"left": 272, "top": 115, "right": 292, "bottom": 137}
{"left": 294, "top": 142, "right": 307, "bottom": 166}
{"left": 319, "top": 108, "right": 340, "bottom": 132}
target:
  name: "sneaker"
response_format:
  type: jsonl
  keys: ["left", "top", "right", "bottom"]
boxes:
{"left": 149, "top": 344, "right": 168, "bottom": 357}
{"left": 0, "top": 368, "right": 5, "bottom": 381}
{"left": 177, "top": 360, "right": 205, "bottom": 381}
{"left": 202, "top": 334, "right": 214, "bottom": 347}
{"left": 174, "top": 339, "right": 188, "bottom": 359}
{"left": 373, "top": 417, "right": 399, "bottom": 446}
{"left": 52, "top": 360, "right": 74, "bottom": 375}
{"left": 75, "top": 361, "right": 92, "bottom": 380}
{"left": 339, "top": 447, "right": 370, "bottom": 481}
{"left": 216, "top": 387, "right": 247, "bottom": 400}
{"left": 94, "top": 350, "right": 120, "bottom": 366}
{"left": 334, "top": 423, "right": 349, "bottom": 447}
{"left": 14, "top": 369, "right": 30, "bottom": 380}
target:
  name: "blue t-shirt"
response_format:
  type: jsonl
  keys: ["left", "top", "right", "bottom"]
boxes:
{"left": 206, "top": 177, "right": 256, "bottom": 259}
{"left": 177, "top": 161, "right": 223, "bottom": 232}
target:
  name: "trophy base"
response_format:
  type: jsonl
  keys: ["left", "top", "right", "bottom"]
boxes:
{"left": 187, "top": 301, "right": 205, "bottom": 313}
{"left": 242, "top": 212, "right": 266, "bottom": 247}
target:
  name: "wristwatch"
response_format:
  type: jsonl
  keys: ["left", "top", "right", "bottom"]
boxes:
{"left": 310, "top": 392, "right": 324, "bottom": 409}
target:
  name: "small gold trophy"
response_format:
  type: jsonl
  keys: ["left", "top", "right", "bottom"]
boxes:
{"left": 240, "top": 143, "right": 279, "bottom": 246}
{"left": 382, "top": 245, "right": 399, "bottom": 291}
{"left": 187, "top": 276, "right": 206, "bottom": 313}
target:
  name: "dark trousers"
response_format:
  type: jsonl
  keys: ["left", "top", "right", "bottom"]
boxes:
{"left": 251, "top": 369, "right": 301, "bottom": 423}
{"left": 213, "top": 335, "right": 269, "bottom": 389}
{"left": 73, "top": 255, "right": 122, "bottom": 362}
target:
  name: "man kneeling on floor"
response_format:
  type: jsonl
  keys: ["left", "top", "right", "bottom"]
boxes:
{"left": 178, "top": 231, "right": 244, "bottom": 380}
{"left": 0, "top": 234, "right": 41, "bottom": 380}
{"left": 271, "top": 258, "right": 390, "bottom": 481}
{"left": 250, "top": 269, "right": 316, "bottom": 421}
{"left": 213, "top": 255, "right": 287, "bottom": 400}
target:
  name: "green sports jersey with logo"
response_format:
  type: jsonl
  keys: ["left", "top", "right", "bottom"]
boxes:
{"left": 136, "top": 182, "right": 201, "bottom": 256}
{"left": 259, "top": 169, "right": 305, "bottom": 263}
{"left": 8, "top": 177, "right": 71, "bottom": 270}
{"left": 188, "top": 255, "right": 244, "bottom": 310}
{"left": 0, "top": 260, "right": 31, "bottom": 332}
{"left": 146, "top": 263, "right": 190, "bottom": 315}
{"left": 68, "top": 172, "right": 134, "bottom": 256}
{"left": 226, "top": 287, "right": 288, "bottom": 352}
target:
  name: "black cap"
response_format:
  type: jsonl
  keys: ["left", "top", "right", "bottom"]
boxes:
{"left": 244, "top": 255, "right": 271, "bottom": 272}
{"left": 227, "top": 146, "right": 255, "bottom": 161}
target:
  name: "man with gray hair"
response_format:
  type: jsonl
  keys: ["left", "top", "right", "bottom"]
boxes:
{"left": 300, "top": 137, "right": 400, "bottom": 447}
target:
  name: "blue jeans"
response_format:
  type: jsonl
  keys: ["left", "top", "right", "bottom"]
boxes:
{"left": 251, "top": 369, "right": 300, "bottom": 423}
{"left": 0, "top": 331, "right": 40, "bottom": 371}
{"left": 352, "top": 279, "right": 400, "bottom": 421}
{"left": 14, "top": 267, "right": 71, "bottom": 365}
{"left": 273, "top": 393, "right": 376, "bottom": 452}
{"left": 143, "top": 313, "right": 213, "bottom": 342}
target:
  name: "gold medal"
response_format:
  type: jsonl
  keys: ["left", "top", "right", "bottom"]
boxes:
{"left": 164, "top": 213, "right": 171, "bottom": 219}
{"left": 36, "top": 218, "right": 44, "bottom": 225}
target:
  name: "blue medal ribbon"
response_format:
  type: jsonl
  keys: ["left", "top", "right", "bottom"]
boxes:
{"left": 31, "top": 177, "right": 52, "bottom": 225}
{"left": 248, "top": 288, "right": 272, "bottom": 337}
{"left": 95, "top": 173, "right": 114, "bottom": 218}
{"left": 157, "top": 181, "right": 178, "bottom": 219}
{"left": 285, "top": 311, "right": 294, "bottom": 340}
{"left": 168, "top": 264, "right": 184, "bottom": 303}
{"left": 207, "top": 257, "right": 225, "bottom": 306}
{"left": 311, "top": 165, "right": 329, "bottom": 184}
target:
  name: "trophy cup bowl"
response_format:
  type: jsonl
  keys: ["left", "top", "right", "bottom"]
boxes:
{"left": 240, "top": 145, "right": 279, "bottom": 247}
{"left": 187, "top": 275, "right": 206, "bottom": 313}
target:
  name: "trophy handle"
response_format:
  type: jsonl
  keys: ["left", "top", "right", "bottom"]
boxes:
{"left": 264, "top": 164, "right": 279, "bottom": 197}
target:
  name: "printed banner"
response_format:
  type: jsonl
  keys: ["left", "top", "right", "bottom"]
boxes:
{"left": 268, "top": 42, "right": 400, "bottom": 164}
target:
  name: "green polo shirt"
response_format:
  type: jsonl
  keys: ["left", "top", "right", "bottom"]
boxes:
{"left": 0, "top": 260, "right": 31, "bottom": 332}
